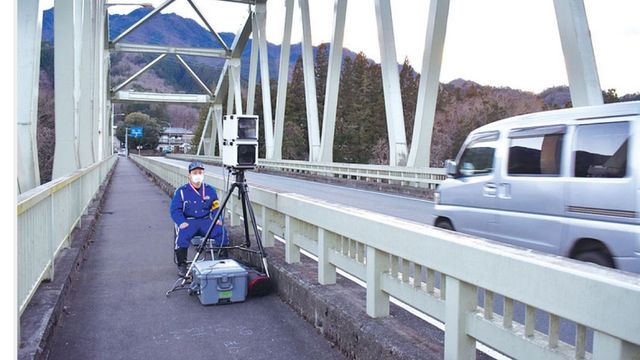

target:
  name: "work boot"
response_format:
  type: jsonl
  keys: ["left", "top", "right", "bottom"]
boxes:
{"left": 175, "top": 248, "right": 189, "bottom": 277}
{"left": 177, "top": 264, "right": 188, "bottom": 278}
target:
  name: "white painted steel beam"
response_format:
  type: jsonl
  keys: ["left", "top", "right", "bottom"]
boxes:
{"left": 318, "top": 0, "right": 347, "bottom": 163}
{"left": 79, "top": 0, "right": 96, "bottom": 167}
{"left": 17, "top": 0, "right": 44, "bottom": 192}
{"left": 186, "top": 0, "right": 230, "bottom": 52}
{"left": 111, "top": 91, "right": 211, "bottom": 104}
{"left": 111, "top": 53, "right": 167, "bottom": 93}
{"left": 298, "top": 0, "right": 321, "bottom": 162}
{"left": 176, "top": 54, "right": 213, "bottom": 96}
{"left": 407, "top": 0, "right": 449, "bottom": 168}
{"left": 112, "top": 43, "right": 229, "bottom": 58}
{"left": 198, "top": 106, "right": 213, "bottom": 155}
{"left": 93, "top": 0, "right": 104, "bottom": 161}
{"left": 53, "top": 0, "right": 81, "bottom": 179}
{"left": 246, "top": 15, "right": 259, "bottom": 115}
{"left": 197, "top": 0, "right": 255, "bottom": 4}
{"left": 229, "top": 58, "right": 243, "bottom": 114}
{"left": 212, "top": 14, "right": 252, "bottom": 106}
{"left": 99, "top": 2, "right": 110, "bottom": 159}
{"left": 202, "top": 13, "right": 251, "bottom": 154}
{"left": 374, "top": 0, "right": 408, "bottom": 166}
{"left": 255, "top": 1, "right": 274, "bottom": 158}
{"left": 213, "top": 104, "right": 224, "bottom": 156}
{"left": 553, "top": 0, "right": 603, "bottom": 106}
{"left": 111, "top": 0, "right": 175, "bottom": 44}
{"left": 273, "top": 0, "right": 295, "bottom": 160}
{"left": 226, "top": 72, "right": 235, "bottom": 115}
{"left": 109, "top": 103, "right": 114, "bottom": 155}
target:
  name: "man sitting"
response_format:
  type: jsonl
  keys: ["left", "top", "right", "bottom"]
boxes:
{"left": 169, "top": 161, "right": 228, "bottom": 277}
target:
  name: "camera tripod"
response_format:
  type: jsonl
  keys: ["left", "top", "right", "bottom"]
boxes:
{"left": 166, "top": 168, "right": 269, "bottom": 296}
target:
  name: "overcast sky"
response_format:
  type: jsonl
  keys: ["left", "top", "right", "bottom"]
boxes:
{"left": 47, "top": 0, "right": 640, "bottom": 94}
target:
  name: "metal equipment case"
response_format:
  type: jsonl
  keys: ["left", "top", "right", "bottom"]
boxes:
{"left": 190, "top": 259, "right": 248, "bottom": 305}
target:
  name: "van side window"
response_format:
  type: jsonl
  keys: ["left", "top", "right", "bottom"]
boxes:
{"left": 457, "top": 135, "right": 497, "bottom": 176}
{"left": 574, "top": 122, "right": 629, "bottom": 178}
{"left": 508, "top": 134, "right": 563, "bottom": 176}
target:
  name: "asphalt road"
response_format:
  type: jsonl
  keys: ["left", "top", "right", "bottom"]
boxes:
{"left": 47, "top": 158, "right": 345, "bottom": 360}
{"left": 158, "top": 157, "right": 593, "bottom": 352}
{"left": 157, "top": 157, "right": 436, "bottom": 225}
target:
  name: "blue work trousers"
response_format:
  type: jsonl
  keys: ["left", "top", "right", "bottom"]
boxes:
{"left": 175, "top": 218, "right": 229, "bottom": 249}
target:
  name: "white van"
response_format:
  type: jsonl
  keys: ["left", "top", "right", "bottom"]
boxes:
{"left": 433, "top": 101, "right": 640, "bottom": 273}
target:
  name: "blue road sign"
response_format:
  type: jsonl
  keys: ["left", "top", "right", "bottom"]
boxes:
{"left": 130, "top": 127, "right": 143, "bottom": 138}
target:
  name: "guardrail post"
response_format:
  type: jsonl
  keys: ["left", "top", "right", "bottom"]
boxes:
{"left": 317, "top": 228, "right": 336, "bottom": 285}
{"left": 366, "top": 246, "right": 390, "bottom": 317}
{"left": 261, "top": 206, "right": 275, "bottom": 247}
{"left": 444, "top": 276, "right": 476, "bottom": 360}
{"left": 593, "top": 331, "right": 640, "bottom": 359}
{"left": 285, "top": 215, "right": 300, "bottom": 263}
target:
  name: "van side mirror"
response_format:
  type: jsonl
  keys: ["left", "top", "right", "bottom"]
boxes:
{"left": 445, "top": 160, "right": 457, "bottom": 177}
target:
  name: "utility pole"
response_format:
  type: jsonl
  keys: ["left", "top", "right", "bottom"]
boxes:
{"left": 125, "top": 127, "right": 129, "bottom": 157}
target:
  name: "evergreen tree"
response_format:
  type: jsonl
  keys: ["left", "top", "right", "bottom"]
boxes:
{"left": 602, "top": 88, "right": 619, "bottom": 103}
{"left": 335, "top": 52, "right": 379, "bottom": 163}
{"left": 314, "top": 43, "right": 329, "bottom": 131}
{"left": 115, "top": 112, "right": 163, "bottom": 150}
{"left": 365, "top": 62, "right": 388, "bottom": 164}
{"left": 283, "top": 56, "right": 309, "bottom": 160}
{"left": 399, "top": 57, "right": 419, "bottom": 149}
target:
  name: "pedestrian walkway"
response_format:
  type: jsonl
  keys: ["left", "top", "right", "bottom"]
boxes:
{"left": 47, "top": 158, "right": 344, "bottom": 360}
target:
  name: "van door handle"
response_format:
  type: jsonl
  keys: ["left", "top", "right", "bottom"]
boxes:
{"left": 499, "top": 183, "right": 511, "bottom": 199}
{"left": 483, "top": 183, "right": 497, "bottom": 197}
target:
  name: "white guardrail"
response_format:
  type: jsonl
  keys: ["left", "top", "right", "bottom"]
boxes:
{"left": 17, "top": 155, "right": 117, "bottom": 315}
{"left": 132, "top": 155, "right": 640, "bottom": 360}
{"left": 167, "top": 154, "right": 447, "bottom": 190}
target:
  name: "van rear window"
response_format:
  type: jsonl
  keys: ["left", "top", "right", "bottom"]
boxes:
{"left": 574, "top": 122, "right": 629, "bottom": 178}
{"left": 508, "top": 134, "right": 563, "bottom": 176}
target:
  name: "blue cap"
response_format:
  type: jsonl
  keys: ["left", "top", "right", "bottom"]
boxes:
{"left": 188, "top": 161, "right": 205, "bottom": 172}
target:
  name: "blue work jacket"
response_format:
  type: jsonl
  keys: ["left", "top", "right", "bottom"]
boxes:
{"left": 170, "top": 182, "right": 221, "bottom": 225}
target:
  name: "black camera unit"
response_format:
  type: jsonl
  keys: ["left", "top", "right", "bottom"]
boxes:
{"left": 222, "top": 115, "right": 259, "bottom": 170}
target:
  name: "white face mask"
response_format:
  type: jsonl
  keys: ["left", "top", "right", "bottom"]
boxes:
{"left": 191, "top": 174, "right": 204, "bottom": 184}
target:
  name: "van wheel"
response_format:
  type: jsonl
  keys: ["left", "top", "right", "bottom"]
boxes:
{"left": 573, "top": 251, "right": 614, "bottom": 268}
{"left": 436, "top": 220, "right": 454, "bottom": 231}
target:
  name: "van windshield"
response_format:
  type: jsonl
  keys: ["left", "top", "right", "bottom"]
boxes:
{"left": 457, "top": 137, "right": 497, "bottom": 176}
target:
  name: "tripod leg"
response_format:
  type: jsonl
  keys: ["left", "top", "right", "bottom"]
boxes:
{"left": 240, "top": 187, "right": 252, "bottom": 248}
{"left": 243, "top": 188, "right": 270, "bottom": 277}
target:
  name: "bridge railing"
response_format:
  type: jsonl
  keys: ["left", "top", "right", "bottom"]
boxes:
{"left": 132, "top": 155, "right": 640, "bottom": 359}
{"left": 167, "top": 154, "right": 446, "bottom": 189}
{"left": 17, "top": 155, "right": 117, "bottom": 315}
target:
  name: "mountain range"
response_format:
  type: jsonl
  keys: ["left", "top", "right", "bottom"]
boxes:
{"left": 42, "top": 7, "right": 357, "bottom": 83}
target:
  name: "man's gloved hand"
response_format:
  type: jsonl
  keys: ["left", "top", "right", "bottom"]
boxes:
{"left": 179, "top": 222, "right": 189, "bottom": 229}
